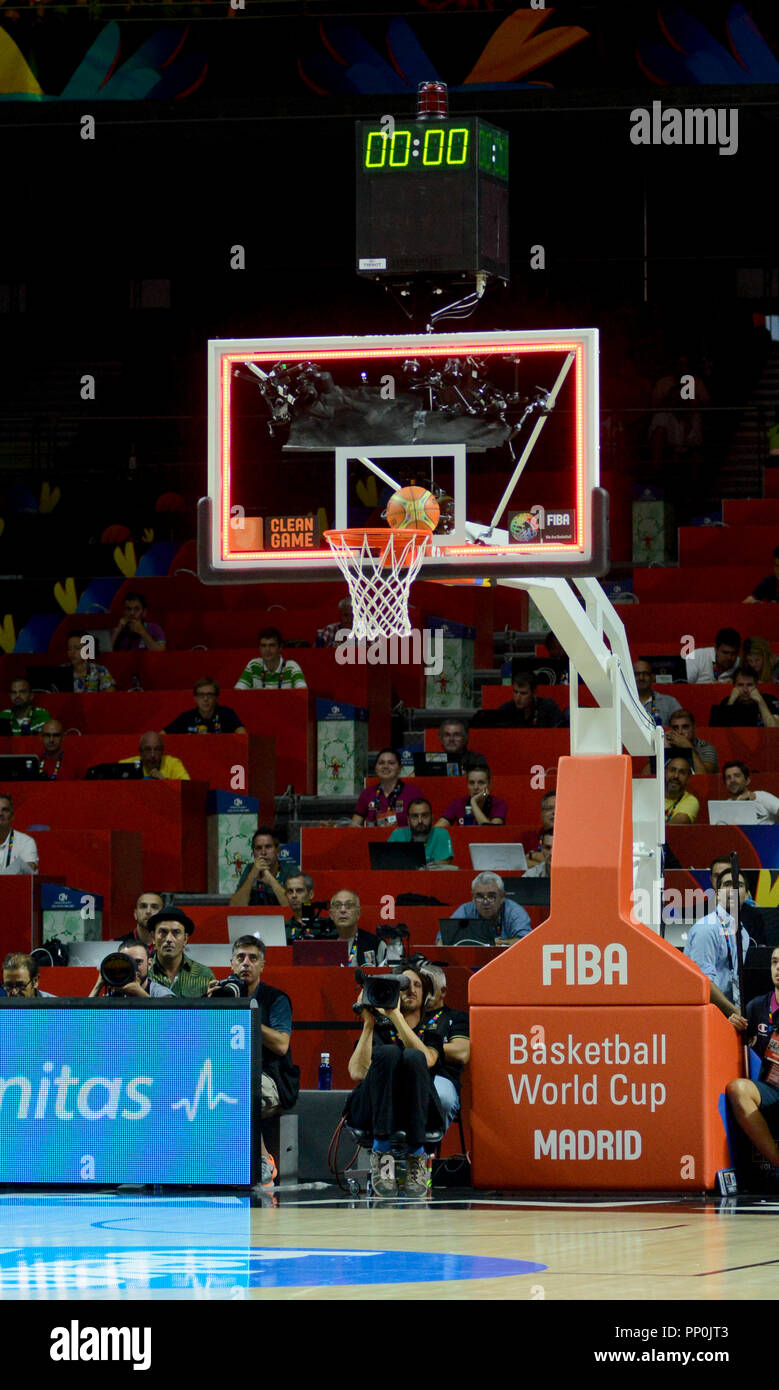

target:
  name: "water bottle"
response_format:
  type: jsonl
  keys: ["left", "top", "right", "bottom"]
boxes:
{"left": 318, "top": 1052, "right": 332, "bottom": 1090}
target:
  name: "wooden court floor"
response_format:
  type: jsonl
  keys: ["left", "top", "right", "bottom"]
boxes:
{"left": 0, "top": 1188, "right": 776, "bottom": 1302}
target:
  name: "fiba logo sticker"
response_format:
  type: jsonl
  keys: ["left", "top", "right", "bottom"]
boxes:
{"left": 509, "top": 505, "right": 574, "bottom": 543}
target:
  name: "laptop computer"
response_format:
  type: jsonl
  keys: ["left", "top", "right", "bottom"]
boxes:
{"left": 707, "top": 800, "right": 762, "bottom": 826}
{"left": 469, "top": 842, "right": 528, "bottom": 872}
{"left": 0, "top": 755, "right": 41, "bottom": 781}
{"left": 184, "top": 944, "right": 233, "bottom": 968}
{"left": 649, "top": 655, "right": 688, "bottom": 683}
{"left": 412, "top": 751, "right": 452, "bottom": 777}
{"left": 84, "top": 762, "right": 143, "bottom": 780}
{"left": 293, "top": 940, "right": 349, "bottom": 966}
{"left": 27, "top": 664, "right": 74, "bottom": 694}
{"left": 368, "top": 841, "right": 427, "bottom": 871}
{"left": 438, "top": 917, "right": 497, "bottom": 946}
{"left": 66, "top": 941, "right": 110, "bottom": 967}
{"left": 226, "top": 914, "right": 288, "bottom": 947}
{"left": 709, "top": 705, "right": 761, "bottom": 728}
{"left": 660, "top": 921, "right": 691, "bottom": 951}
{"left": 505, "top": 878, "right": 551, "bottom": 906}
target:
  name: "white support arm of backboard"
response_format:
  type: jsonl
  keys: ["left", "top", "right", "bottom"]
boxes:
{"left": 487, "top": 351, "right": 576, "bottom": 534}
{"left": 499, "top": 574, "right": 666, "bottom": 930}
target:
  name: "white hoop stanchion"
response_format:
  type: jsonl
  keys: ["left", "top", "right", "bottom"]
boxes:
{"left": 323, "top": 528, "right": 431, "bottom": 640}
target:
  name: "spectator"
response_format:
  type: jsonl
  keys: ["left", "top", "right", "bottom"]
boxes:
{"left": 436, "top": 719, "right": 488, "bottom": 775}
{"left": 524, "top": 829, "right": 552, "bottom": 878}
{"left": 123, "top": 891, "right": 165, "bottom": 948}
{"left": 2, "top": 952, "right": 54, "bottom": 997}
{"left": 443, "top": 870, "right": 531, "bottom": 944}
{"left": 89, "top": 940, "right": 173, "bottom": 999}
{"left": 632, "top": 658, "right": 682, "bottom": 726}
{"left": 390, "top": 798, "right": 455, "bottom": 867}
{"left": 665, "top": 710, "right": 719, "bottom": 774}
{"left": 0, "top": 793, "right": 38, "bottom": 872}
{"left": 523, "top": 790, "right": 556, "bottom": 865}
{"left": 111, "top": 592, "right": 166, "bottom": 652}
{"left": 722, "top": 762, "right": 779, "bottom": 824}
{"left": 235, "top": 628, "right": 307, "bottom": 690}
{"left": 743, "top": 547, "right": 779, "bottom": 603}
{"left": 327, "top": 889, "right": 380, "bottom": 966}
{"left": 317, "top": 597, "right": 353, "bottom": 647}
{"left": 739, "top": 636, "right": 779, "bottom": 682}
{"left": 66, "top": 631, "right": 115, "bottom": 692}
{"left": 351, "top": 749, "right": 424, "bottom": 828}
{"left": 684, "top": 868, "right": 751, "bottom": 1010}
{"left": 726, "top": 946, "right": 779, "bottom": 1170}
{"left": 230, "top": 827, "right": 299, "bottom": 907}
{"left": 685, "top": 628, "right": 740, "bottom": 683}
{"left": 209, "top": 935, "right": 299, "bottom": 1189}
{"left": 665, "top": 756, "right": 699, "bottom": 825}
{"left": 284, "top": 872, "right": 319, "bottom": 939}
{"left": 147, "top": 908, "right": 215, "bottom": 997}
{"left": 436, "top": 766, "right": 507, "bottom": 828}
{"left": 420, "top": 961, "right": 470, "bottom": 1134}
{"left": 0, "top": 679, "right": 51, "bottom": 736}
{"left": 346, "top": 964, "right": 444, "bottom": 1198}
{"left": 38, "top": 720, "right": 78, "bottom": 781}
{"left": 714, "top": 669, "right": 779, "bottom": 728}
{"left": 472, "top": 673, "right": 562, "bottom": 729}
{"left": 164, "top": 679, "right": 246, "bottom": 735}
{"left": 120, "top": 731, "right": 190, "bottom": 781}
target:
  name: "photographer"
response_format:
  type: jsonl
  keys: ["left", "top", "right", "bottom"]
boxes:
{"left": 208, "top": 935, "right": 299, "bottom": 1190}
{"left": 88, "top": 940, "right": 173, "bottom": 999}
{"left": 346, "top": 964, "right": 445, "bottom": 1199}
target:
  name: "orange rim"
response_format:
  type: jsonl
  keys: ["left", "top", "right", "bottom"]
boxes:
{"left": 324, "top": 528, "right": 431, "bottom": 567}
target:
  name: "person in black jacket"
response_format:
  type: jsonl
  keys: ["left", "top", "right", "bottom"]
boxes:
{"left": 472, "top": 672, "right": 563, "bottom": 729}
{"left": 211, "top": 935, "right": 299, "bottom": 1189}
{"left": 726, "top": 945, "right": 779, "bottom": 1172}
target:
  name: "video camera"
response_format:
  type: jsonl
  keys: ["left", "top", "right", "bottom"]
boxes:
{"left": 353, "top": 969, "right": 411, "bottom": 1015}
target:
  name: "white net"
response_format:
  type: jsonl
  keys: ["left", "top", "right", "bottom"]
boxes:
{"left": 324, "top": 529, "right": 428, "bottom": 640}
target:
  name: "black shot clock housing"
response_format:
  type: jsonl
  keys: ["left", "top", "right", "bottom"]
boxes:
{"left": 355, "top": 117, "right": 509, "bottom": 282}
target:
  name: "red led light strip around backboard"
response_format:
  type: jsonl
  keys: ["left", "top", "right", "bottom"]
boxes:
{"left": 219, "top": 342, "right": 586, "bottom": 562}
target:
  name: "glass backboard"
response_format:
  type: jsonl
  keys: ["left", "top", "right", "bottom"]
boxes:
{"left": 199, "top": 329, "right": 606, "bottom": 583}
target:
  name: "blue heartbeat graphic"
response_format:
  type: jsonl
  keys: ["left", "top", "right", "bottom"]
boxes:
{"left": 171, "top": 1060, "right": 238, "bottom": 1120}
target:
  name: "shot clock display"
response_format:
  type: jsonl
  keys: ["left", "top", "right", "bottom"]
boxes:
{"left": 355, "top": 117, "right": 509, "bottom": 280}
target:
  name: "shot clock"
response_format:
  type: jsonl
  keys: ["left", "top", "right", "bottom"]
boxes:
{"left": 355, "top": 117, "right": 509, "bottom": 281}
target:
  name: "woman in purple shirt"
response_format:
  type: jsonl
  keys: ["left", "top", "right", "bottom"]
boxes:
{"left": 351, "top": 748, "right": 424, "bottom": 828}
{"left": 436, "top": 765, "right": 507, "bottom": 828}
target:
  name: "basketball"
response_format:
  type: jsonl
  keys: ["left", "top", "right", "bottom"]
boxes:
{"left": 385, "top": 485, "right": 441, "bottom": 532}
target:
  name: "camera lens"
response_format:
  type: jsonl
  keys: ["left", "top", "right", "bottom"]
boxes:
{"left": 99, "top": 952, "right": 137, "bottom": 989}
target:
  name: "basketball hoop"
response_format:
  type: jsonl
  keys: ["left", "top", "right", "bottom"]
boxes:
{"left": 324, "top": 528, "right": 431, "bottom": 640}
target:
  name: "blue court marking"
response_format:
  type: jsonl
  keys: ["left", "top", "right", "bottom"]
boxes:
{"left": 0, "top": 1245, "right": 546, "bottom": 1291}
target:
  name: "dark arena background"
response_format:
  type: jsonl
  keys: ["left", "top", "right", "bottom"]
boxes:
{"left": 0, "top": 0, "right": 778, "bottom": 1361}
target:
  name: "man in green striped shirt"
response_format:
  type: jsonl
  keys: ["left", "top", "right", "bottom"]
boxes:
{"left": 147, "top": 908, "right": 216, "bottom": 997}
{"left": 234, "top": 629, "right": 307, "bottom": 691}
